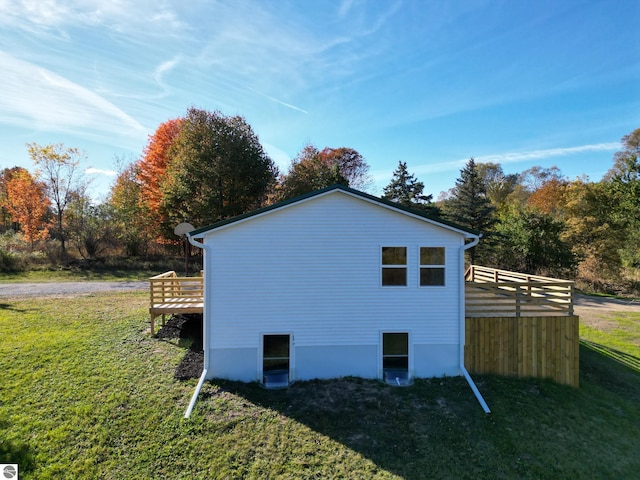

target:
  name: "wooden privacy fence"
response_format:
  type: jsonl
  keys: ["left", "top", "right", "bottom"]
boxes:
{"left": 465, "top": 315, "right": 580, "bottom": 387}
{"left": 149, "top": 271, "right": 203, "bottom": 334}
{"left": 465, "top": 265, "right": 574, "bottom": 317}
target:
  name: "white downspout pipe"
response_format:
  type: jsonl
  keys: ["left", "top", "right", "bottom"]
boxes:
{"left": 460, "top": 235, "right": 491, "bottom": 414}
{"left": 184, "top": 234, "right": 210, "bottom": 419}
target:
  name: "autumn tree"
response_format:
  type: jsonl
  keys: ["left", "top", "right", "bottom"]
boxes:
{"left": 317, "top": 147, "right": 372, "bottom": 190}
{"left": 66, "top": 192, "right": 118, "bottom": 259}
{"left": 563, "top": 179, "right": 625, "bottom": 287}
{"left": 160, "top": 108, "right": 277, "bottom": 232}
{"left": 475, "top": 162, "right": 519, "bottom": 211}
{"left": 137, "top": 118, "right": 183, "bottom": 215}
{"left": 382, "top": 161, "right": 439, "bottom": 215}
{"left": 604, "top": 127, "right": 640, "bottom": 269}
{"left": 527, "top": 177, "right": 569, "bottom": 217}
{"left": 109, "top": 161, "right": 149, "bottom": 256}
{"left": 2, "top": 168, "right": 50, "bottom": 249}
{"left": 0, "top": 167, "right": 28, "bottom": 231}
{"left": 28, "top": 143, "right": 87, "bottom": 260}
{"left": 278, "top": 144, "right": 348, "bottom": 200}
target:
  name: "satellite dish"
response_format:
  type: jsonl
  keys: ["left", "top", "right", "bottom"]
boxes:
{"left": 174, "top": 222, "right": 195, "bottom": 236}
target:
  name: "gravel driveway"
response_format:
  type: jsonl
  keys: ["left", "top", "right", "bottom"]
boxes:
{"left": 0, "top": 281, "right": 148, "bottom": 298}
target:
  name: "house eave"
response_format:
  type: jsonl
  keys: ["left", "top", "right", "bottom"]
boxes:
{"left": 188, "top": 184, "right": 481, "bottom": 240}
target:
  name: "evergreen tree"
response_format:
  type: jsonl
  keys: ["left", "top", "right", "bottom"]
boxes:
{"left": 382, "top": 161, "right": 439, "bottom": 215}
{"left": 444, "top": 158, "right": 496, "bottom": 262}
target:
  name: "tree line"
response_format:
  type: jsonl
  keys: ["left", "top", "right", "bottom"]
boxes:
{"left": 1, "top": 107, "right": 637, "bottom": 294}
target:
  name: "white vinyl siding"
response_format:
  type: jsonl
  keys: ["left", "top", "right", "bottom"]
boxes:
{"left": 204, "top": 191, "right": 464, "bottom": 351}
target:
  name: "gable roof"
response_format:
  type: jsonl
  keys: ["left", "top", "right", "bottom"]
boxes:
{"left": 188, "top": 184, "right": 481, "bottom": 239}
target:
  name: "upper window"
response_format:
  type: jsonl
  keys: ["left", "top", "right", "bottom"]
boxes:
{"left": 382, "top": 247, "right": 407, "bottom": 286}
{"left": 420, "top": 247, "right": 445, "bottom": 286}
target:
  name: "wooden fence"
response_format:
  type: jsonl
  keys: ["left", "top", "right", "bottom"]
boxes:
{"left": 465, "top": 265, "right": 574, "bottom": 317}
{"left": 149, "top": 271, "right": 203, "bottom": 334}
{"left": 465, "top": 315, "right": 580, "bottom": 387}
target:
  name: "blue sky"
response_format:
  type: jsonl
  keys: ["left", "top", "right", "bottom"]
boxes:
{"left": 1, "top": 0, "right": 638, "bottom": 200}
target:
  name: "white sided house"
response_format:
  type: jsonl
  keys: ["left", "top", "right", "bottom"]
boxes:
{"left": 185, "top": 185, "right": 489, "bottom": 414}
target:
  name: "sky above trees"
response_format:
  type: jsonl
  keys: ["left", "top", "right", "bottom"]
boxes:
{"left": 0, "top": 0, "right": 638, "bottom": 200}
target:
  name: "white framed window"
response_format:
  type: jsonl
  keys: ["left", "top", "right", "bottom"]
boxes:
{"left": 382, "top": 332, "right": 411, "bottom": 386}
{"left": 381, "top": 246, "right": 407, "bottom": 286}
{"left": 420, "top": 247, "right": 445, "bottom": 286}
{"left": 261, "top": 334, "right": 291, "bottom": 388}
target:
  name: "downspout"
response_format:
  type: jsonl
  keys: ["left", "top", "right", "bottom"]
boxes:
{"left": 460, "top": 235, "right": 491, "bottom": 414}
{"left": 184, "top": 233, "right": 209, "bottom": 419}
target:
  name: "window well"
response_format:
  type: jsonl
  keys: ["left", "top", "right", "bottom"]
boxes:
{"left": 262, "top": 334, "right": 290, "bottom": 389}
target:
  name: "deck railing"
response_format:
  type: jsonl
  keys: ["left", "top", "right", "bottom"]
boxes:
{"left": 149, "top": 271, "right": 204, "bottom": 334}
{"left": 150, "top": 271, "right": 203, "bottom": 304}
{"left": 465, "top": 265, "right": 574, "bottom": 317}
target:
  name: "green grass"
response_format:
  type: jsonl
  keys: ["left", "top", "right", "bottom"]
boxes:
{"left": 1, "top": 293, "right": 639, "bottom": 479}
{"left": 580, "top": 309, "right": 640, "bottom": 378}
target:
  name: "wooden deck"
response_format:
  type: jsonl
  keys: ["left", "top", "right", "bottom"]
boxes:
{"left": 149, "top": 271, "right": 203, "bottom": 334}
{"left": 464, "top": 265, "right": 579, "bottom": 386}
{"left": 148, "top": 265, "right": 575, "bottom": 333}
{"left": 465, "top": 265, "right": 574, "bottom": 317}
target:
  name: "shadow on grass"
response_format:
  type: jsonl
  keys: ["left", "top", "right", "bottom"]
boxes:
{"left": 581, "top": 339, "right": 640, "bottom": 374}
{"left": 155, "top": 314, "right": 204, "bottom": 380}
{"left": 160, "top": 315, "right": 640, "bottom": 478}
{"left": 0, "top": 420, "right": 36, "bottom": 474}
{"left": 0, "top": 303, "right": 31, "bottom": 313}
{"left": 215, "top": 376, "right": 489, "bottom": 478}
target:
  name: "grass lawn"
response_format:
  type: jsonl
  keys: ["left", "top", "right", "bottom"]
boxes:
{"left": 1, "top": 292, "right": 639, "bottom": 479}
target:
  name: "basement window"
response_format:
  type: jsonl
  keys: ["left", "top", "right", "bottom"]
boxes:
{"left": 382, "top": 332, "right": 411, "bottom": 386}
{"left": 382, "top": 247, "right": 407, "bottom": 286}
{"left": 262, "top": 334, "right": 290, "bottom": 389}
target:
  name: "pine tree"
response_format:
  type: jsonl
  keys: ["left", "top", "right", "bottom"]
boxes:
{"left": 382, "top": 161, "right": 439, "bottom": 215}
{"left": 445, "top": 158, "right": 496, "bottom": 262}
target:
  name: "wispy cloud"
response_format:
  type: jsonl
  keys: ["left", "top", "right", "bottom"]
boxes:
{"left": 248, "top": 88, "right": 308, "bottom": 114}
{"left": 0, "top": 0, "right": 188, "bottom": 39}
{"left": 153, "top": 56, "right": 181, "bottom": 96}
{"left": 376, "top": 143, "right": 622, "bottom": 181}
{"left": 474, "top": 143, "right": 620, "bottom": 165}
{"left": 85, "top": 167, "right": 117, "bottom": 176}
{"left": 0, "top": 51, "right": 146, "bottom": 140}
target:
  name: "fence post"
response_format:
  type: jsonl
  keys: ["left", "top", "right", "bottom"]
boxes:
{"left": 569, "top": 284, "right": 574, "bottom": 316}
{"left": 515, "top": 284, "right": 522, "bottom": 317}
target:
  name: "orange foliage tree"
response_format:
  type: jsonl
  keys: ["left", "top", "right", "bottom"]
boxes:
{"left": 137, "top": 118, "right": 183, "bottom": 215}
{"left": 134, "top": 118, "right": 183, "bottom": 242}
{"left": 317, "top": 147, "right": 371, "bottom": 190}
{"left": 3, "top": 168, "right": 51, "bottom": 248}
{"left": 527, "top": 178, "right": 569, "bottom": 217}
